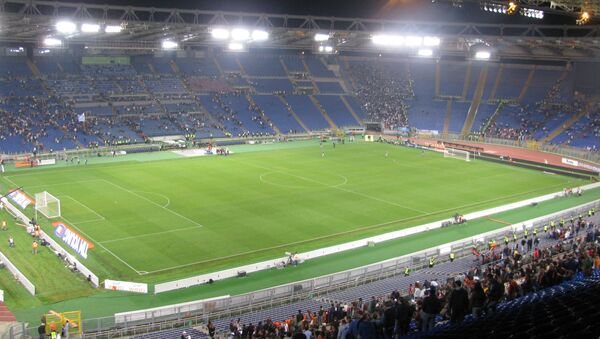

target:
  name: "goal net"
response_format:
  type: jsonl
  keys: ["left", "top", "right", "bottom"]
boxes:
{"left": 35, "top": 192, "right": 61, "bottom": 219}
{"left": 444, "top": 148, "right": 471, "bottom": 162}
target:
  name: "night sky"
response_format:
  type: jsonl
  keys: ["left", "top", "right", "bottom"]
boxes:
{"left": 55, "top": 0, "right": 581, "bottom": 25}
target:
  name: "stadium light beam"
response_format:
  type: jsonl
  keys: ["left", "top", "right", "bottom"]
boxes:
{"left": 251, "top": 29, "right": 269, "bottom": 41}
{"left": 161, "top": 40, "right": 178, "bottom": 50}
{"left": 475, "top": 51, "right": 491, "bottom": 60}
{"left": 405, "top": 36, "right": 423, "bottom": 47}
{"left": 228, "top": 42, "right": 245, "bottom": 51}
{"left": 231, "top": 28, "right": 250, "bottom": 41}
{"left": 211, "top": 28, "right": 230, "bottom": 40}
{"left": 372, "top": 34, "right": 404, "bottom": 46}
{"left": 56, "top": 20, "right": 77, "bottom": 34}
{"left": 81, "top": 23, "right": 100, "bottom": 33}
{"left": 417, "top": 49, "right": 433, "bottom": 57}
{"left": 105, "top": 25, "right": 122, "bottom": 33}
{"left": 314, "top": 33, "right": 330, "bottom": 41}
{"left": 423, "top": 36, "right": 441, "bottom": 47}
{"left": 43, "top": 37, "right": 62, "bottom": 47}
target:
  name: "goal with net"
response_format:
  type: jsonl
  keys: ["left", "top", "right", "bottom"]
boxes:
{"left": 35, "top": 192, "right": 61, "bottom": 219}
{"left": 443, "top": 148, "right": 471, "bottom": 162}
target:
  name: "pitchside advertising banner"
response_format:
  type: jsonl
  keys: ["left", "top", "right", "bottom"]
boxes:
{"left": 562, "top": 157, "right": 600, "bottom": 174}
{"left": 52, "top": 221, "right": 94, "bottom": 259}
{"left": 104, "top": 279, "right": 148, "bottom": 294}
{"left": 6, "top": 189, "right": 34, "bottom": 209}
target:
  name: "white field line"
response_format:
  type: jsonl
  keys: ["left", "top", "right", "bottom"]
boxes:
{"left": 20, "top": 179, "right": 105, "bottom": 190}
{"left": 61, "top": 195, "right": 106, "bottom": 221}
{"left": 140, "top": 181, "right": 567, "bottom": 274}
{"left": 61, "top": 215, "right": 143, "bottom": 275}
{"left": 8, "top": 183, "right": 142, "bottom": 275}
{"left": 234, "top": 159, "right": 430, "bottom": 214}
{"left": 100, "top": 179, "right": 203, "bottom": 227}
{"left": 99, "top": 225, "right": 203, "bottom": 244}
{"left": 131, "top": 191, "right": 171, "bottom": 208}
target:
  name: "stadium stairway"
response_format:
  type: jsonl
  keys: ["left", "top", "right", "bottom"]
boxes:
{"left": 340, "top": 95, "right": 364, "bottom": 125}
{"left": 309, "top": 95, "right": 337, "bottom": 129}
{"left": 460, "top": 64, "right": 472, "bottom": 100}
{"left": 461, "top": 66, "right": 488, "bottom": 135}
{"left": 278, "top": 57, "right": 291, "bottom": 75}
{"left": 169, "top": 60, "right": 180, "bottom": 74}
{"left": 0, "top": 302, "right": 16, "bottom": 322}
{"left": 542, "top": 99, "right": 597, "bottom": 144}
{"left": 434, "top": 63, "right": 441, "bottom": 97}
{"left": 442, "top": 99, "right": 453, "bottom": 136}
{"left": 489, "top": 65, "right": 504, "bottom": 101}
{"left": 211, "top": 55, "right": 225, "bottom": 76}
{"left": 247, "top": 94, "right": 282, "bottom": 134}
{"left": 278, "top": 95, "right": 310, "bottom": 133}
{"left": 481, "top": 102, "right": 505, "bottom": 134}
{"left": 517, "top": 67, "right": 536, "bottom": 104}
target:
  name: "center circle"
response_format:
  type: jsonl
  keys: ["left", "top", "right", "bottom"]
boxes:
{"left": 259, "top": 171, "right": 347, "bottom": 189}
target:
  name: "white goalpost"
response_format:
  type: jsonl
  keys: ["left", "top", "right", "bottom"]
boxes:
{"left": 443, "top": 148, "right": 471, "bottom": 162}
{"left": 35, "top": 192, "right": 61, "bottom": 219}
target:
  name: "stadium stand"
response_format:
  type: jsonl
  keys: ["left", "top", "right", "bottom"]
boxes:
{"left": 0, "top": 52, "right": 597, "bottom": 155}
{"left": 206, "top": 213, "right": 600, "bottom": 338}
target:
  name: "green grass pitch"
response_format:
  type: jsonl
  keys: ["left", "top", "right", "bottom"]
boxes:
{"left": 1, "top": 140, "right": 586, "bottom": 286}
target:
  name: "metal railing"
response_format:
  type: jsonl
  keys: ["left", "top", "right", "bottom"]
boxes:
{"left": 441, "top": 133, "right": 600, "bottom": 164}
{"left": 7, "top": 200, "right": 593, "bottom": 339}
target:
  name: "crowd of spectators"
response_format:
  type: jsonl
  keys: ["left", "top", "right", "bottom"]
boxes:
{"left": 348, "top": 62, "right": 412, "bottom": 130}
{"left": 222, "top": 213, "right": 599, "bottom": 339}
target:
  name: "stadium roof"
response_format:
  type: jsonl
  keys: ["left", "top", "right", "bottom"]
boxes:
{"left": 0, "top": 0, "right": 599, "bottom": 60}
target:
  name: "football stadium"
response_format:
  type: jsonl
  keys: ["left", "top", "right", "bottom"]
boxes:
{"left": 0, "top": 0, "right": 599, "bottom": 338}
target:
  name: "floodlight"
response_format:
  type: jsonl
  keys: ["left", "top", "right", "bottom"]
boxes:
{"left": 324, "top": 46, "right": 333, "bottom": 53}
{"left": 105, "top": 25, "right": 122, "bottom": 33}
{"left": 228, "top": 42, "right": 244, "bottom": 51}
{"left": 475, "top": 51, "right": 491, "bottom": 59}
{"left": 44, "top": 37, "right": 62, "bottom": 46}
{"left": 56, "top": 21, "right": 77, "bottom": 34}
{"left": 314, "top": 33, "right": 330, "bottom": 41}
{"left": 81, "top": 23, "right": 100, "bottom": 33}
{"left": 372, "top": 34, "right": 404, "bottom": 46}
{"left": 211, "top": 28, "right": 229, "bottom": 40}
{"left": 161, "top": 40, "right": 178, "bottom": 49}
{"left": 405, "top": 36, "right": 423, "bottom": 47}
{"left": 231, "top": 28, "right": 250, "bottom": 41}
{"left": 251, "top": 29, "right": 269, "bottom": 41}
{"left": 423, "top": 36, "right": 440, "bottom": 47}
{"left": 418, "top": 49, "right": 433, "bottom": 57}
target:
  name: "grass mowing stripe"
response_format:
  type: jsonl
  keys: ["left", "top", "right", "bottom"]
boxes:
{"left": 100, "top": 179, "right": 203, "bottom": 227}
{"left": 232, "top": 158, "right": 431, "bottom": 214}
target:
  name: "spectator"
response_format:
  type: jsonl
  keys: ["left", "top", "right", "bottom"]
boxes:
{"left": 448, "top": 280, "right": 469, "bottom": 323}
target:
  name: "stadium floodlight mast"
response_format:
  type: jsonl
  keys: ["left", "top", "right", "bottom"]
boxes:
{"left": 211, "top": 28, "right": 230, "bottom": 40}
{"left": 417, "top": 48, "right": 433, "bottom": 57}
{"left": 405, "top": 36, "right": 423, "bottom": 47}
{"left": 43, "top": 37, "right": 62, "bottom": 47}
{"left": 161, "top": 40, "right": 178, "bottom": 49}
{"left": 231, "top": 28, "right": 250, "bottom": 41}
{"left": 251, "top": 29, "right": 269, "bottom": 41}
{"left": 105, "top": 25, "right": 122, "bottom": 33}
{"left": 228, "top": 42, "right": 245, "bottom": 51}
{"left": 81, "top": 23, "right": 100, "bottom": 33}
{"left": 56, "top": 20, "right": 77, "bottom": 34}
{"left": 423, "top": 36, "right": 441, "bottom": 47}
{"left": 372, "top": 34, "right": 404, "bottom": 46}
{"left": 475, "top": 51, "right": 491, "bottom": 60}
{"left": 314, "top": 33, "right": 330, "bottom": 41}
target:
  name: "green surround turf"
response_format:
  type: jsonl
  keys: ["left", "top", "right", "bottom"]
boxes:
{"left": 0, "top": 140, "right": 596, "bottom": 324}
